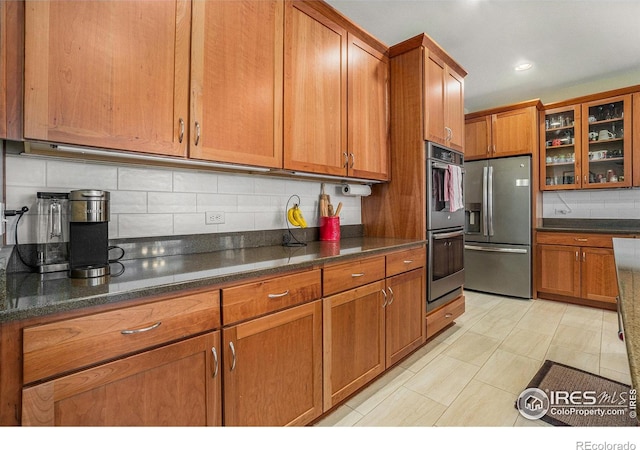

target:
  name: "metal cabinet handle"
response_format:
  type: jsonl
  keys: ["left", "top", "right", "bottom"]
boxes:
{"left": 351, "top": 273, "right": 365, "bottom": 278}
{"left": 582, "top": 252, "right": 586, "bottom": 262}
{"left": 121, "top": 321, "right": 161, "bottom": 335}
{"left": 195, "top": 121, "right": 201, "bottom": 146}
{"left": 343, "top": 152, "right": 349, "bottom": 168}
{"left": 403, "top": 260, "right": 413, "bottom": 264}
{"left": 487, "top": 145, "right": 491, "bottom": 155}
{"left": 267, "top": 290, "right": 289, "bottom": 299}
{"left": 575, "top": 251, "right": 579, "bottom": 261}
{"left": 229, "top": 341, "right": 236, "bottom": 371}
{"left": 211, "top": 347, "right": 219, "bottom": 378}
{"left": 574, "top": 238, "right": 588, "bottom": 242}
{"left": 349, "top": 152, "right": 355, "bottom": 169}
{"left": 178, "top": 118, "right": 184, "bottom": 143}
{"left": 387, "top": 287, "right": 394, "bottom": 306}
{"left": 445, "top": 313, "right": 453, "bottom": 318}
{"left": 381, "top": 289, "right": 388, "bottom": 307}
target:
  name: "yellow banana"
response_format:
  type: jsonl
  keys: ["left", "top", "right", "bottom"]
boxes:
{"left": 287, "top": 206, "right": 300, "bottom": 227}
{"left": 292, "top": 205, "right": 307, "bottom": 228}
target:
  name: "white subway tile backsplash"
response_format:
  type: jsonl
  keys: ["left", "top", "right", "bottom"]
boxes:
{"left": 543, "top": 188, "right": 640, "bottom": 219}
{"left": 110, "top": 191, "right": 148, "bottom": 214}
{"left": 173, "top": 171, "right": 218, "bottom": 193}
{"left": 118, "top": 167, "right": 173, "bottom": 192}
{"left": 6, "top": 157, "right": 46, "bottom": 187}
{"left": 47, "top": 160, "right": 118, "bottom": 191}
{"left": 7, "top": 155, "right": 363, "bottom": 243}
{"left": 118, "top": 214, "right": 174, "bottom": 238}
{"left": 148, "top": 192, "right": 197, "bottom": 214}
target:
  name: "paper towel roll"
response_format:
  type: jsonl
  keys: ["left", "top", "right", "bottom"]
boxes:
{"left": 341, "top": 184, "right": 372, "bottom": 197}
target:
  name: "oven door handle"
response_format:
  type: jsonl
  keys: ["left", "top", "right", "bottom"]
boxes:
{"left": 433, "top": 230, "right": 465, "bottom": 239}
{"left": 465, "top": 244, "right": 528, "bottom": 254}
{"left": 432, "top": 162, "right": 465, "bottom": 172}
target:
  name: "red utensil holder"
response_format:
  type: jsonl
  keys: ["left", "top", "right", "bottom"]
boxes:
{"left": 320, "top": 216, "right": 340, "bottom": 241}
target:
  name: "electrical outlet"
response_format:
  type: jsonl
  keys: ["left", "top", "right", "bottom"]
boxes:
{"left": 205, "top": 211, "right": 225, "bottom": 225}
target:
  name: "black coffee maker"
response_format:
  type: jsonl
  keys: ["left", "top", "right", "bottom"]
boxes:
{"left": 69, "top": 190, "right": 110, "bottom": 278}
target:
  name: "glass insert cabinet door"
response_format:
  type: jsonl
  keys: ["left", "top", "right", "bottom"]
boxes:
{"left": 542, "top": 105, "right": 580, "bottom": 190}
{"left": 581, "top": 95, "right": 631, "bottom": 188}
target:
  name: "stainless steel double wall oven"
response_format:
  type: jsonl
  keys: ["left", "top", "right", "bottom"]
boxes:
{"left": 426, "top": 142, "right": 465, "bottom": 312}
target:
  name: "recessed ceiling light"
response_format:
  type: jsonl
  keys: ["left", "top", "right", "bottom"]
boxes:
{"left": 515, "top": 63, "right": 533, "bottom": 72}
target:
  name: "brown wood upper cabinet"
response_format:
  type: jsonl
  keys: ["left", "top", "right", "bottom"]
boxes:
{"left": 24, "top": 0, "right": 191, "bottom": 156}
{"left": 0, "top": 1, "right": 24, "bottom": 140}
{"left": 189, "top": 0, "right": 283, "bottom": 168}
{"left": 284, "top": 1, "right": 389, "bottom": 180}
{"left": 465, "top": 100, "right": 542, "bottom": 161}
{"left": 425, "top": 50, "right": 465, "bottom": 152}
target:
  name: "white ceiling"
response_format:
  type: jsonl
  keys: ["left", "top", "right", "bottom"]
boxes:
{"left": 325, "top": 0, "right": 640, "bottom": 113}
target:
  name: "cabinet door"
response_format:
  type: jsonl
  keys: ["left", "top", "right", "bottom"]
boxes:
{"left": 445, "top": 66, "right": 465, "bottom": 152}
{"left": 424, "top": 52, "right": 446, "bottom": 145}
{"left": 541, "top": 105, "right": 581, "bottom": 190}
{"left": 347, "top": 34, "right": 389, "bottom": 181}
{"left": 284, "top": 1, "right": 347, "bottom": 176}
{"left": 223, "top": 300, "right": 323, "bottom": 426}
{"left": 24, "top": 0, "right": 190, "bottom": 156}
{"left": 492, "top": 107, "right": 537, "bottom": 157}
{"left": 634, "top": 93, "right": 640, "bottom": 187}
{"left": 581, "top": 247, "right": 619, "bottom": 304}
{"left": 0, "top": 1, "right": 23, "bottom": 140}
{"left": 22, "top": 332, "right": 222, "bottom": 426}
{"left": 190, "top": 0, "right": 283, "bottom": 168}
{"left": 323, "top": 281, "right": 385, "bottom": 410}
{"left": 385, "top": 268, "right": 425, "bottom": 367}
{"left": 536, "top": 244, "right": 580, "bottom": 298}
{"left": 464, "top": 115, "right": 491, "bottom": 160}
{"left": 581, "top": 94, "right": 632, "bottom": 189}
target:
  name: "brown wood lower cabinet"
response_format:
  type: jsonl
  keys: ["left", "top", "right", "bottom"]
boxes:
{"left": 536, "top": 232, "right": 623, "bottom": 308}
{"left": 323, "top": 281, "right": 386, "bottom": 410}
{"left": 22, "top": 332, "right": 222, "bottom": 426}
{"left": 222, "top": 300, "right": 323, "bottom": 426}
{"left": 426, "top": 295, "right": 465, "bottom": 340}
{"left": 385, "top": 268, "right": 425, "bottom": 366}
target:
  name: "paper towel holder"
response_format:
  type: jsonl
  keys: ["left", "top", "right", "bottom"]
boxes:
{"left": 341, "top": 183, "right": 372, "bottom": 197}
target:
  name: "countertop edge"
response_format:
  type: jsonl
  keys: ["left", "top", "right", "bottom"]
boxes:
{"left": 2, "top": 238, "right": 426, "bottom": 324}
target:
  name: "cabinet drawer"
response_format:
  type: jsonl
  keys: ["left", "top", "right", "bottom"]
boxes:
{"left": 23, "top": 290, "right": 221, "bottom": 384}
{"left": 323, "top": 256, "right": 386, "bottom": 296}
{"left": 426, "top": 295, "right": 465, "bottom": 339}
{"left": 222, "top": 269, "right": 321, "bottom": 325}
{"left": 536, "top": 232, "right": 620, "bottom": 248}
{"left": 386, "top": 246, "right": 426, "bottom": 277}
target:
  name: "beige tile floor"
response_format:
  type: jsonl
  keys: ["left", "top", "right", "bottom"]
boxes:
{"left": 315, "top": 291, "right": 632, "bottom": 427}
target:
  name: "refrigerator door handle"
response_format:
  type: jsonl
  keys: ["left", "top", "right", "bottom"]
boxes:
{"left": 465, "top": 244, "right": 528, "bottom": 254}
{"left": 487, "top": 165, "right": 494, "bottom": 236}
{"left": 482, "top": 166, "right": 488, "bottom": 237}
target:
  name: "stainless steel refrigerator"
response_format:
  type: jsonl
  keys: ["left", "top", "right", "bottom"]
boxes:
{"left": 464, "top": 155, "right": 532, "bottom": 298}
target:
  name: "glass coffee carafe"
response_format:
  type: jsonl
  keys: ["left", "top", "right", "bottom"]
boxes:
{"left": 36, "top": 192, "right": 70, "bottom": 273}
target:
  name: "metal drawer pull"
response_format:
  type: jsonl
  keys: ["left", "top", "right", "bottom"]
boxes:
{"left": 229, "top": 341, "right": 236, "bottom": 371}
{"left": 121, "top": 321, "right": 162, "bottom": 335}
{"left": 574, "top": 238, "right": 588, "bottom": 242}
{"left": 387, "top": 287, "right": 394, "bottom": 306}
{"left": 195, "top": 121, "right": 201, "bottom": 146}
{"left": 211, "top": 347, "right": 219, "bottom": 379}
{"left": 445, "top": 313, "right": 453, "bottom": 318}
{"left": 403, "top": 260, "right": 414, "bottom": 264}
{"left": 381, "top": 289, "right": 388, "bottom": 307}
{"left": 351, "top": 273, "right": 365, "bottom": 278}
{"left": 268, "top": 290, "right": 289, "bottom": 299}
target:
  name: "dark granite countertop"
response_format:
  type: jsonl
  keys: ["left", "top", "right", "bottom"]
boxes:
{"left": 537, "top": 218, "right": 640, "bottom": 235}
{"left": 612, "top": 238, "right": 640, "bottom": 390}
{"left": 1, "top": 237, "right": 425, "bottom": 323}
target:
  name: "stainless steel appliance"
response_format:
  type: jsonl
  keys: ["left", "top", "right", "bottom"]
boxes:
{"left": 69, "top": 190, "right": 111, "bottom": 278}
{"left": 464, "top": 156, "right": 532, "bottom": 298}
{"left": 426, "top": 142, "right": 465, "bottom": 312}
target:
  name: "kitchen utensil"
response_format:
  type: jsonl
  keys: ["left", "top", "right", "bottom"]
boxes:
{"left": 334, "top": 202, "right": 342, "bottom": 217}
{"left": 320, "top": 183, "right": 329, "bottom": 217}
{"left": 327, "top": 203, "right": 334, "bottom": 217}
